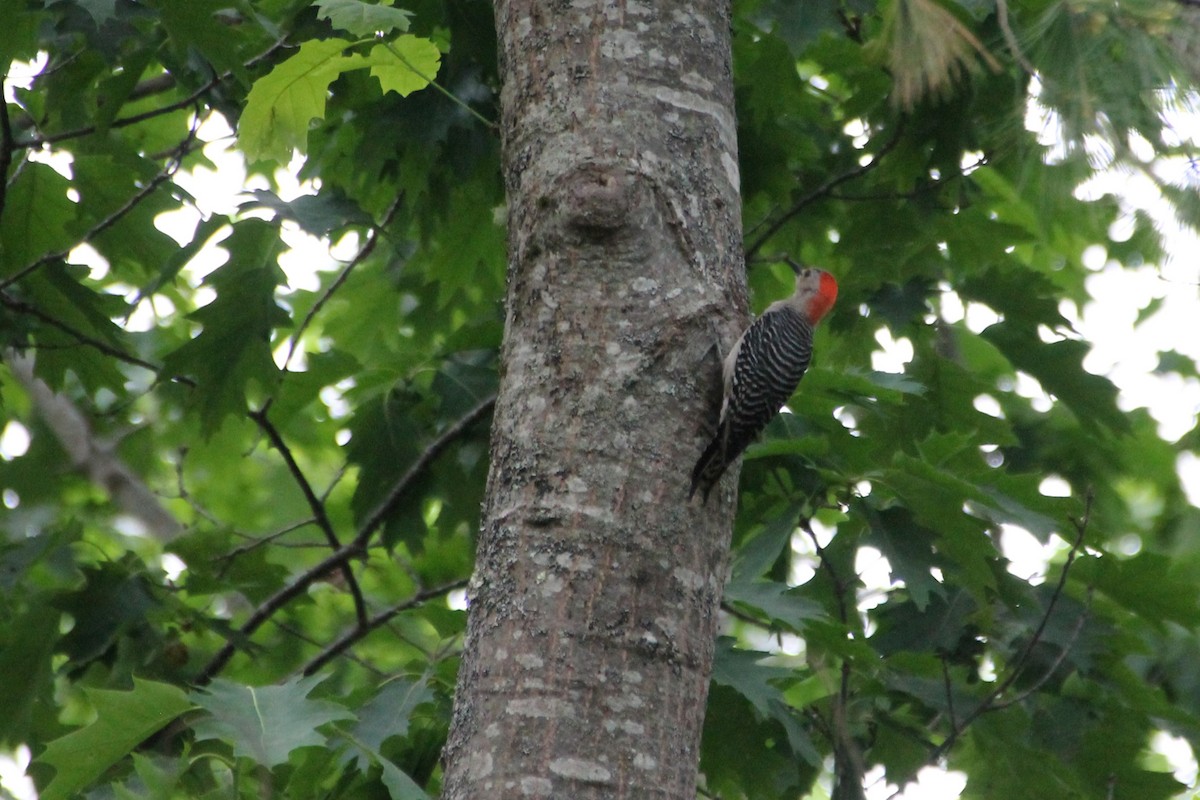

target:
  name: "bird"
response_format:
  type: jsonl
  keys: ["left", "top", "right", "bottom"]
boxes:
{"left": 689, "top": 263, "right": 838, "bottom": 504}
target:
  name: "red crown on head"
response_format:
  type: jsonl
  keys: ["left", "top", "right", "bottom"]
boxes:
{"left": 808, "top": 271, "right": 838, "bottom": 323}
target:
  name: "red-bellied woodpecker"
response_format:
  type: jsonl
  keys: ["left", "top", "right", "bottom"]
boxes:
{"left": 688, "top": 263, "right": 838, "bottom": 504}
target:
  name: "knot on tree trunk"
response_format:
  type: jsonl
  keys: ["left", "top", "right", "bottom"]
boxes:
{"left": 561, "top": 163, "right": 633, "bottom": 236}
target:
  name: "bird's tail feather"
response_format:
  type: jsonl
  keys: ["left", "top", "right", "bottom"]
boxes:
{"left": 688, "top": 431, "right": 727, "bottom": 504}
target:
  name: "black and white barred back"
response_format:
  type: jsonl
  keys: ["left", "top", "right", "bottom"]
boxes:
{"left": 688, "top": 304, "right": 814, "bottom": 503}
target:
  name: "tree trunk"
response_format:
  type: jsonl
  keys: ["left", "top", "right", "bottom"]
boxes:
{"left": 440, "top": 1, "right": 746, "bottom": 798}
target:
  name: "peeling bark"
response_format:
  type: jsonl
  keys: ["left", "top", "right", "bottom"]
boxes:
{"left": 440, "top": 2, "right": 745, "bottom": 798}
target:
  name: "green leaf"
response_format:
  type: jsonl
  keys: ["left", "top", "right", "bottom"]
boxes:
{"left": 190, "top": 675, "right": 354, "bottom": 768}
{"left": 343, "top": 38, "right": 442, "bottom": 97}
{"left": 139, "top": 215, "right": 230, "bottom": 298}
{"left": 880, "top": 452, "right": 1000, "bottom": 595}
{"left": 0, "top": 604, "right": 59, "bottom": 746}
{"left": 74, "top": 0, "right": 119, "bottom": 27}
{"left": 92, "top": 46, "right": 155, "bottom": 134}
{"left": 241, "top": 189, "right": 371, "bottom": 237}
{"left": 160, "top": 219, "right": 290, "bottom": 436}
{"left": 701, "top": 684, "right": 819, "bottom": 798}
{"left": 0, "top": 0, "right": 43, "bottom": 68}
{"left": 352, "top": 678, "right": 434, "bottom": 757}
{"left": 871, "top": 590, "right": 978, "bottom": 656}
{"left": 316, "top": 0, "right": 413, "bottom": 36}
{"left": 150, "top": 0, "right": 250, "bottom": 79}
{"left": 53, "top": 561, "right": 158, "bottom": 667}
{"left": 431, "top": 351, "right": 496, "bottom": 418}
{"left": 379, "top": 758, "right": 432, "bottom": 800}
{"left": 982, "top": 323, "right": 1129, "bottom": 434}
{"left": 724, "top": 579, "right": 823, "bottom": 631}
{"left": 732, "top": 503, "right": 803, "bottom": 580}
{"left": 1074, "top": 552, "right": 1200, "bottom": 627}
{"left": 336, "top": 680, "right": 435, "bottom": 800}
{"left": 862, "top": 506, "right": 944, "bottom": 611}
{"left": 345, "top": 385, "right": 430, "bottom": 550}
{"left": 238, "top": 35, "right": 439, "bottom": 162}
{"left": 20, "top": 264, "right": 131, "bottom": 392}
{"left": 711, "top": 638, "right": 793, "bottom": 718}
{"left": 0, "top": 163, "right": 76, "bottom": 274}
{"left": 239, "top": 38, "right": 356, "bottom": 163}
{"left": 36, "top": 679, "right": 194, "bottom": 800}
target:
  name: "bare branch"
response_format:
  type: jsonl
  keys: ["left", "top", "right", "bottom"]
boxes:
{"left": 884, "top": 489, "right": 1095, "bottom": 800}
{"left": 941, "top": 656, "right": 958, "bottom": 732}
{"left": 273, "top": 620, "right": 387, "bottom": 677}
{"left": 300, "top": 579, "right": 468, "bottom": 676}
{"left": 218, "top": 518, "right": 319, "bottom": 562}
{"left": 0, "top": 293, "right": 170, "bottom": 377}
{"left": 355, "top": 393, "right": 497, "bottom": 545}
{"left": 801, "top": 518, "right": 867, "bottom": 800}
{"left": 0, "top": 121, "right": 199, "bottom": 292}
{"left": 193, "top": 394, "right": 496, "bottom": 685}
{"left": 14, "top": 35, "right": 289, "bottom": 149}
{"left": 4, "top": 350, "right": 184, "bottom": 541}
{"left": 282, "top": 194, "right": 405, "bottom": 371}
{"left": 248, "top": 404, "right": 369, "bottom": 627}
{"left": 744, "top": 121, "right": 906, "bottom": 261}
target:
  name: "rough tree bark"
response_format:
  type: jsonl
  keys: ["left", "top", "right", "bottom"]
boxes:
{"left": 440, "top": 1, "right": 747, "bottom": 798}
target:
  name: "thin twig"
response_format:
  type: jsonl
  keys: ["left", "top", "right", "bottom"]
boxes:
{"left": 283, "top": 194, "right": 405, "bottom": 371}
{"left": 193, "top": 394, "right": 496, "bottom": 685}
{"left": 248, "top": 403, "right": 368, "bottom": 626}
{"left": 381, "top": 40, "right": 497, "bottom": 130}
{"left": 194, "top": 541, "right": 367, "bottom": 685}
{"left": 355, "top": 393, "right": 496, "bottom": 543}
{"left": 831, "top": 153, "right": 989, "bottom": 202}
{"left": 10, "top": 75, "right": 175, "bottom": 140}
{"left": 274, "top": 619, "right": 386, "bottom": 677}
{"left": 884, "top": 489, "right": 1095, "bottom": 800}
{"left": 14, "top": 34, "right": 289, "bottom": 149}
{"left": 941, "top": 656, "right": 958, "bottom": 732}
{"left": 218, "top": 517, "right": 318, "bottom": 562}
{"left": 300, "top": 579, "right": 467, "bottom": 676}
{"left": 972, "top": 491, "right": 1092, "bottom": 713}
{"left": 720, "top": 600, "right": 771, "bottom": 629}
{"left": 744, "top": 121, "right": 907, "bottom": 260}
{"left": 802, "top": 518, "right": 866, "bottom": 800}
{"left": 0, "top": 123, "right": 200, "bottom": 292}
{"left": 0, "top": 292, "right": 171, "bottom": 376}
{"left": 990, "top": 585, "right": 1094, "bottom": 711}
{"left": 801, "top": 520, "right": 848, "bottom": 623}
{"left": 321, "top": 464, "right": 349, "bottom": 502}
{"left": 173, "top": 451, "right": 219, "bottom": 525}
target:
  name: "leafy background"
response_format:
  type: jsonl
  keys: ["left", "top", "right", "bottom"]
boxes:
{"left": 0, "top": 0, "right": 1198, "bottom": 798}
